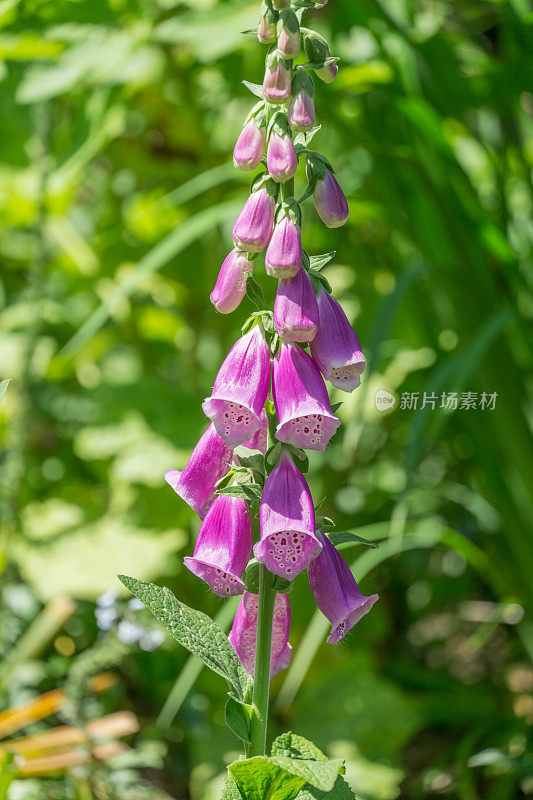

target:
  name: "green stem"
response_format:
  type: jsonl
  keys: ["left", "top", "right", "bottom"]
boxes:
{"left": 249, "top": 565, "right": 275, "bottom": 756}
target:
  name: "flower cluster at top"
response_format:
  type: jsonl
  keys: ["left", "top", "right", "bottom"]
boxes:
{"left": 165, "top": 0, "right": 378, "bottom": 679}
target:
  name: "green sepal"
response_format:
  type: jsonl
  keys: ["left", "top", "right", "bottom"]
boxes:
{"left": 316, "top": 515, "right": 335, "bottom": 530}
{"left": 309, "top": 251, "right": 335, "bottom": 271}
{"left": 288, "top": 445, "right": 309, "bottom": 473}
{"left": 244, "top": 559, "right": 275, "bottom": 593}
{"left": 330, "top": 402, "right": 343, "bottom": 413}
{"left": 294, "top": 125, "right": 321, "bottom": 148}
{"left": 243, "top": 80, "right": 266, "bottom": 99}
{"left": 233, "top": 446, "right": 266, "bottom": 477}
{"left": 245, "top": 276, "right": 267, "bottom": 312}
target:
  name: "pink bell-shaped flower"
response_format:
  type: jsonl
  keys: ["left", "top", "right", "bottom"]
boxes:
{"left": 183, "top": 495, "right": 252, "bottom": 597}
{"left": 272, "top": 342, "right": 340, "bottom": 452}
{"left": 265, "top": 205, "right": 302, "bottom": 278}
{"left": 233, "top": 178, "right": 277, "bottom": 252}
{"left": 241, "top": 406, "right": 268, "bottom": 454}
{"left": 233, "top": 117, "right": 267, "bottom": 171}
{"left": 274, "top": 267, "right": 319, "bottom": 342}
{"left": 263, "top": 51, "right": 291, "bottom": 105}
{"left": 255, "top": 449, "right": 321, "bottom": 579}
{"left": 277, "top": 10, "right": 300, "bottom": 58}
{"left": 164, "top": 424, "right": 232, "bottom": 519}
{"left": 313, "top": 168, "right": 349, "bottom": 228}
{"left": 202, "top": 325, "right": 271, "bottom": 448}
{"left": 210, "top": 249, "right": 252, "bottom": 314}
{"left": 229, "top": 591, "right": 292, "bottom": 676}
{"left": 266, "top": 115, "right": 298, "bottom": 183}
{"left": 288, "top": 68, "right": 315, "bottom": 133}
{"left": 310, "top": 285, "right": 365, "bottom": 392}
{"left": 308, "top": 530, "right": 379, "bottom": 643}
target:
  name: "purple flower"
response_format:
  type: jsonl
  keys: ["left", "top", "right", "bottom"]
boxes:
{"left": 274, "top": 267, "right": 319, "bottom": 342}
{"left": 229, "top": 591, "right": 292, "bottom": 677}
{"left": 202, "top": 325, "right": 271, "bottom": 447}
{"left": 308, "top": 530, "right": 379, "bottom": 643}
{"left": 265, "top": 213, "right": 302, "bottom": 278}
{"left": 257, "top": 1, "right": 277, "bottom": 43}
{"left": 255, "top": 450, "right": 321, "bottom": 579}
{"left": 277, "top": 10, "right": 300, "bottom": 58}
{"left": 267, "top": 128, "right": 298, "bottom": 184}
{"left": 184, "top": 495, "right": 252, "bottom": 597}
{"left": 233, "top": 119, "right": 267, "bottom": 171}
{"left": 310, "top": 285, "right": 366, "bottom": 392}
{"left": 288, "top": 68, "right": 315, "bottom": 133}
{"left": 164, "top": 424, "right": 232, "bottom": 519}
{"left": 313, "top": 169, "right": 349, "bottom": 228}
{"left": 272, "top": 341, "right": 340, "bottom": 452}
{"left": 233, "top": 182, "right": 276, "bottom": 252}
{"left": 263, "top": 52, "right": 291, "bottom": 105}
{"left": 241, "top": 406, "right": 268, "bottom": 454}
{"left": 210, "top": 249, "right": 252, "bottom": 314}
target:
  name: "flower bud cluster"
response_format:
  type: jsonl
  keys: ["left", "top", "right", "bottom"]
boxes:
{"left": 165, "top": 0, "right": 378, "bottom": 676}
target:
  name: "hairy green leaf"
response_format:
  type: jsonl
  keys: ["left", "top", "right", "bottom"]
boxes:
{"left": 118, "top": 576, "right": 248, "bottom": 699}
{"left": 216, "top": 484, "right": 263, "bottom": 501}
{"left": 229, "top": 757, "right": 306, "bottom": 800}
{"left": 243, "top": 80, "right": 265, "bottom": 99}
{"left": 271, "top": 732, "right": 328, "bottom": 762}
{"left": 246, "top": 275, "right": 267, "bottom": 310}
{"left": 328, "top": 532, "right": 379, "bottom": 549}
{"left": 269, "top": 756, "right": 344, "bottom": 792}
{"left": 296, "top": 776, "right": 356, "bottom": 800}
{"left": 225, "top": 697, "right": 252, "bottom": 745}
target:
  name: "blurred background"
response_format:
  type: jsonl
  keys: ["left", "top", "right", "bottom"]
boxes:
{"left": 1, "top": 0, "right": 532, "bottom": 797}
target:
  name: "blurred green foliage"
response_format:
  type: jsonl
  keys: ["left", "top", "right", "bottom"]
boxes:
{"left": 0, "top": 0, "right": 532, "bottom": 797}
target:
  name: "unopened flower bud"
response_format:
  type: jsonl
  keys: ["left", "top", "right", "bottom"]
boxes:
{"left": 233, "top": 178, "right": 277, "bottom": 252}
{"left": 310, "top": 285, "right": 366, "bottom": 392}
{"left": 313, "top": 168, "right": 349, "bottom": 228}
{"left": 272, "top": 0, "right": 290, "bottom": 9}
{"left": 303, "top": 29, "right": 338, "bottom": 84}
{"left": 263, "top": 51, "right": 291, "bottom": 104}
{"left": 288, "top": 68, "right": 315, "bottom": 132}
{"left": 184, "top": 495, "right": 252, "bottom": 597}
{"left": 274, "top": 266, "right": 319, "bottom": 341}
{"left": 233, "top": 116, "right": 267, "bottom": 171}
{"left": 257, "top": 0, "right": 278, "bottom": 43}
{"left": 265, "top": 207, "right": 302, "bottom": 278}
{"left": 210, "top": 249, "right": 252, "bottom": 314}
{"left": 308, "top": 530, "right": 379, "bottom": 643}
{"left": 267, "top": 115, "right": 297, "bottom": 183}
{"left": 277, "top": 9, "right": 300, "bottom": 58}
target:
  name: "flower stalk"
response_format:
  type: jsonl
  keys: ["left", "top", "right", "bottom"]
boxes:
{"left": 162, "top": 0, "right": 379, "bottom": 765}
{"left": 249, "top": 565, "right": 276, "bottom": 755}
